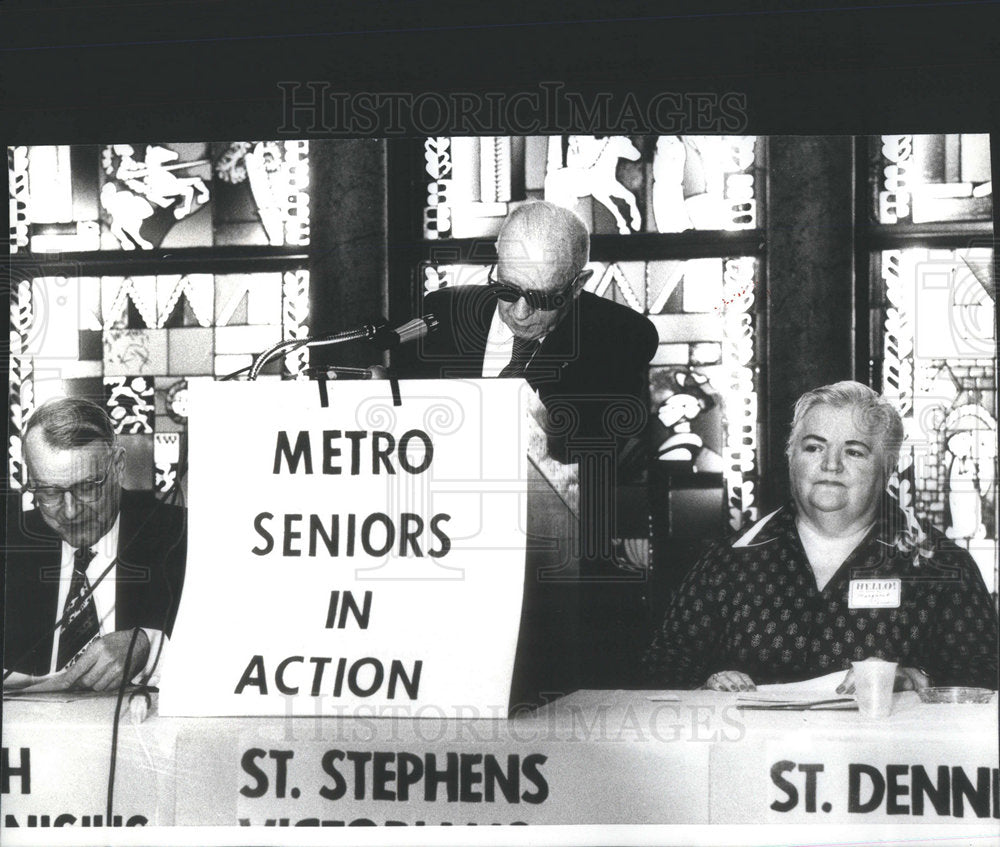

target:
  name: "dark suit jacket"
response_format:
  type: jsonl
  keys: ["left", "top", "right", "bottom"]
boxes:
{"left": 402, "top": 285, "right": 659, "bottom": 698}
{"left": 3, "top": 490, "right": 187, "bottom": 676}
{"left": 412, "top": 285, "right": 659, "bottom": 467}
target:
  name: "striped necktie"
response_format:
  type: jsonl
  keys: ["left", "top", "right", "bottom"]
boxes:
{"left": 57, "top": 547, "right": 100, "bottom": 670}
{"left": 498, "top": 336, "right": 541, "bottom": 378}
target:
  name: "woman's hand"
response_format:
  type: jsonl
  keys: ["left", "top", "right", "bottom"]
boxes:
{"left": 836, "top": 666, "right": 930, "bottom": 694}
{"left": 704, "top": 670, "right": 756, "bottom": 692}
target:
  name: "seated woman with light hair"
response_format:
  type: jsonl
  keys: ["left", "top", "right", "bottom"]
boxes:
{"left": 644, "top": 381, "right": 998, "bottom": 692}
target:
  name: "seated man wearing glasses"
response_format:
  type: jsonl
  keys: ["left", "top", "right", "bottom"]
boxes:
{"left": 410, "top": 201, "right": 658, "bottom": 691}
{"left": 4, "top": 397, "right": 186, "bottom": 691}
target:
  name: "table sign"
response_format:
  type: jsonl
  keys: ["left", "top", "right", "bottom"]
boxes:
{"left": 709, "top": 698, "right": 999, "bottom": 824}
{"left": 3, "top": 691, "right": 996, "bottom": 836}
{"left": 159, "top": 379, "right": 529, "bottom": 718}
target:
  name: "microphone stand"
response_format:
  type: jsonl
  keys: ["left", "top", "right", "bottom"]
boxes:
{"left": 303, "top": 365, "right": 389, "bottom": 380}
{"left": 247, "top": 324, "right": 380, "bottom": 381}
{"left": 244, "top": 315, "right": 436, "bottom": 381}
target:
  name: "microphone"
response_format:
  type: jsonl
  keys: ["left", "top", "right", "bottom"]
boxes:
{"left": 368, "top": 314, "right": 439, "bottom": 349}
{"left": 247, "top": 315, "right": 439, "bottom": 380}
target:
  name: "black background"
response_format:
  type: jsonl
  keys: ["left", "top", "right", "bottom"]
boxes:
{"left": 3, "top": 0, "right": 999, "bottom": 143}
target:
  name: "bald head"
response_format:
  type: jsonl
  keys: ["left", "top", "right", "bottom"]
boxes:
{"left": 494, "top": 201, "right": 593, "bottom": 340}
{"left": 496, "top": 201, "right": 590, "bottom": 278}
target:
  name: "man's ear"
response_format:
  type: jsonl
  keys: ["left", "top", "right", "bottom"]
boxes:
{"left": 574, "top": 268, "right": 595, "bottom": 291}
{"left": 112, "top": 444, "right": 127, "bottom": 477}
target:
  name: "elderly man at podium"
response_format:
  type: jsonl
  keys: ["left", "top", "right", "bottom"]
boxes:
{"left": 4, "top": 397, "right": 187, "bottom": 692}
{"left": 406, "top": 201, "right": 659, "bottom": 695}
{"left": 415, "top": 201, "right": 658, "bottom": 464}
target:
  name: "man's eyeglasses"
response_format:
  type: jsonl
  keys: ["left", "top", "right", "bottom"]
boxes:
{"left": 486, "top": 265, "right": 589, "bottom": 312}
{"left": 27, "top": 454, "right": 117, "bottom": 508}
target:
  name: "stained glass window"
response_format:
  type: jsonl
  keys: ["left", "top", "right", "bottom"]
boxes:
{"left": 423, "top": 135, "right": 761, "bottom": 240}
{"left": 8, "top": 142, "right": 311, "bottom": 505}
{"left": 10, "top": 142, "right": 309, "bottom": 254}
{"left": 871, "top": 134, "right": 993, "bottom": 225}
{"left": 419, "top": 134, "right": 764, "bottom": 538}
{"left": 869, "top": 130, "right": 996, "bottom": 599}
{"left": 877, "top": 246, "right": 997, "bottom": 593}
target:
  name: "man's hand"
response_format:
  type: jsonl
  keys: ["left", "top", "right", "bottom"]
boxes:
{"left": 62, "top": 630, "right": 150, "bottom": 692}
{"left": 836, "top": 665, "right": 930, "bottom": 694}
{"left": 704, "top": 670, "right": 757, "bottom": 692}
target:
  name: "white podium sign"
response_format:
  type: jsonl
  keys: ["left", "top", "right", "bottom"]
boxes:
{"left": 159, "top": 379, "right": 529, "bottom": 717}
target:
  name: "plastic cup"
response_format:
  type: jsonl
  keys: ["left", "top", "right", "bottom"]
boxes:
{"left": 852, "top": 658, "right": 897, "bottom": 718}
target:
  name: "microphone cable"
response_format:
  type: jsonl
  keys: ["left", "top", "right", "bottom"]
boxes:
{"left": 106, "top": 626, "right": 142, "bottom": 824}
{"left": 106, "top": 473, "right": 189, "bottom": 826}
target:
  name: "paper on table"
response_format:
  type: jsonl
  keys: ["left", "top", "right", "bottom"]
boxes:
{"left": 742, "top": 670, "right": 850, "bottom": 701}
{"left": 2, "top": 667, "right": 74, "bottom": 694}
{"left": 3, "top": 689, "right": 104, "bottom": 703}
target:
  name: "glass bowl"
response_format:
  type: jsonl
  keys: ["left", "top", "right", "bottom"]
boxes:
{"left": 917, "top": 687, "right": 995, "bottom": 704}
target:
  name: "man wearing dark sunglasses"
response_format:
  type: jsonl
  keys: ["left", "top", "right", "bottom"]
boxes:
{"left": 410, "top": 201, "right": 658, "bottom": 693}
{"left": 417, "top": 200, "right": 658, "bottom": 463}
{"left": 5, "top": 397, "right": 186, "bottom": 691}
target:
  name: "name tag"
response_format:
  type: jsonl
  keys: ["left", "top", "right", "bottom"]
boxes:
{"left": 848, "top": 578, "right": 901, "bottom": 609}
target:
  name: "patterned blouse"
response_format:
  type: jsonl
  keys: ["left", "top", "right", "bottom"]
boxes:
{"left": 644, "top": 504, "right": 999, "bottom": 689}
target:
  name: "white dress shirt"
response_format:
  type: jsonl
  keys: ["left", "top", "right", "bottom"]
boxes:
{"left": 481, "top": 308, "right": 516, "bottom": 377}
{"left": 482, "top": 309, "right": 547, "bottom": 377}
{"left": 49, "top": 516, "right": 166, "bottom": 683}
